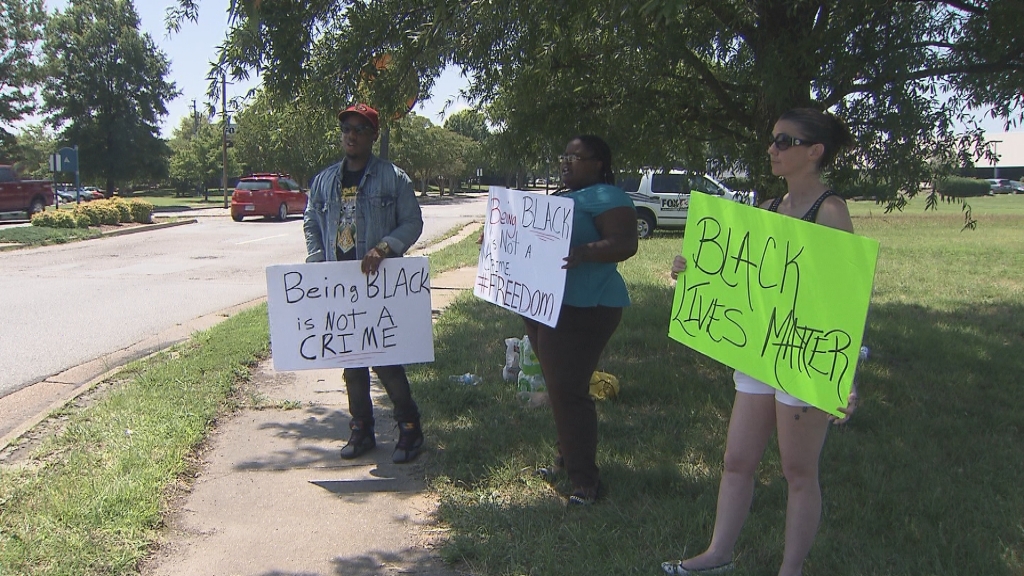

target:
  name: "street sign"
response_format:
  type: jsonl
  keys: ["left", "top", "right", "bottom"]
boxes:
{"left": 50, "top": 147, "right": 79, "bottom": 173}
{"left": 225, "top": 124, "right": 237, "bottom": 141}
{"left": 59, "top": 147, "right": 78, "bottom": 172}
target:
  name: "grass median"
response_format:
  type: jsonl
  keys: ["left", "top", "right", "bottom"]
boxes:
{"left": 1, "top": 198, "right": 1022, "bottom": 575}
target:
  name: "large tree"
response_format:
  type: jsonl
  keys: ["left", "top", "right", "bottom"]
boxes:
{"left": 167, "top": 113, "right": 240, "bottom": 196}
{"left": 0, "top": 0, "right": 46, "bottom": 158}
{"left": 174, "top": 0, "right": 1024, "bottom": 208}
{"left": 231, "top": 88, "right": 339, "bottom": 186}
{"left": 388, "top": 113, "right": 481, "bottom": 195}
{"left": 10, "top": 123, "right": 56, "bottom": 179}
{"left": 43, "top": 0, "right": 178, "bottom": 195}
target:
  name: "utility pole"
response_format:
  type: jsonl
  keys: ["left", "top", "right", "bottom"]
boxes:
{"left": 221, "top": 73, "right": 229, "bottom": 209}
{"left": 192, "top": 99, "right": 206, "bottom": 200}
{"left": 991, "top": 140, "right": 1003, "bottom": 179}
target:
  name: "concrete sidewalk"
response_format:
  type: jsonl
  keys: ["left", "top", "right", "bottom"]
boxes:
{"left": 142, "top": 235, "right": 481, "bottom": 575}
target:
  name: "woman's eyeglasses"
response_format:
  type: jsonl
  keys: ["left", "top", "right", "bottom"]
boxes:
{"left": 558, "top": 154, "right": 595, "bottom": 163}
{"left": 341, "top": 123, "right": 375, "bottom": 135}
{"left": 771, "top": 133, "right": 816, "bottom": 151}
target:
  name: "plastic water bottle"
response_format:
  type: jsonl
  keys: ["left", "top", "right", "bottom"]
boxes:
{"left": 449, "top": 373, "right": 482, "bottom": 386}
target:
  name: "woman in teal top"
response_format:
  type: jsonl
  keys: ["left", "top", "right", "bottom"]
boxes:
{"left": 525, "top": 134, "right": 637, "bottom": 505}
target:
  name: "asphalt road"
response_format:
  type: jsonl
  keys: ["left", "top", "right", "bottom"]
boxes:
{"left": 0, "top": 195, "right": 486, "bottom": 401}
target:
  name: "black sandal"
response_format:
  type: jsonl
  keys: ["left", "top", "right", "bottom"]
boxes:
{"left": 535, "top": 452, "right": 565, "bottom": 482}
{"left": 567, "top": 482, "right": 601, "bottom": 506}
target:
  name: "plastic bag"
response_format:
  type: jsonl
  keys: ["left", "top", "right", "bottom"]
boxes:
{"left": 589, "top": 371, "right": 619, "bottom": 401}
{"left": 502, "top": 337, "right": 521, "bottom": 382}
{"left": 517, "top": 335, "right": 546, "bottom": 393}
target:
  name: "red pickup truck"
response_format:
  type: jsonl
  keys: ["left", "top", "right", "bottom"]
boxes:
{"left": 0, "top": 165, "right": 54, "bottom": 218}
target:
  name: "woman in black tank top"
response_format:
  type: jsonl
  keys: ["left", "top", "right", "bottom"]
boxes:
{"left": 663, "top": 109, "right": 856, "bottom": 576}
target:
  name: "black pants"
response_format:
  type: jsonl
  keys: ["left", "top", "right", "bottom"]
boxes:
{"left": 523, "top": 305, "right": 623, "bottom": 492}
{"left": 343, "top": 365, "right": 420, "bottom": 427}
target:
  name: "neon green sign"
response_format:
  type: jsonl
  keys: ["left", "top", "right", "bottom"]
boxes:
{"left": 668, "top": 194, "right": 879, "bottom": 416}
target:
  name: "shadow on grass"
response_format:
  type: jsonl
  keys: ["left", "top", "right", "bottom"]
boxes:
{"left": 417, "top": 192, "right": 488, "bottom": 207}
{"left": 410, "top": 283, "right": 1024, "bottom": 576}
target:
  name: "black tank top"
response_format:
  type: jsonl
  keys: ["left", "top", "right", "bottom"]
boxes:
{"left": 767, "top": 190, "right": 838, "bottom": 222}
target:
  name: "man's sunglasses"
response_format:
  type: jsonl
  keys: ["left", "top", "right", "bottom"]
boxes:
{"left": 341, "top": 123, "right": 375, "bottom": 135}
{"left": 771, "top": 133, "right": 816, "bottom": 151}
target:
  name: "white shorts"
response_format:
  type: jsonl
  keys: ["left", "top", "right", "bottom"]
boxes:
{"left": 733, "top": 371, "right": 810, "bottom": 408}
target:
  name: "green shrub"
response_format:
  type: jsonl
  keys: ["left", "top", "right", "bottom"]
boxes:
{"left": 74, "top": 201, "right": 120, "bottom": 225}
{"left": 126, "top": 199, "right": 154, "bottom": 224}
{"left": 30, "top": 210, "right": 80, "bottom": 229}
{"left": 98, "top": 201, "right": 121, "bottom": 225}
{"left": 29, "top": 211, "right": 55, "bottom": 227}
{"left": 108, "top": 198, "right": 133, "bottom": 223}
{"left": 72, "top": 203, "right": 100, "bottom": 226}
{"left": 935, "top": 176, "right": 991, "bottom": 198}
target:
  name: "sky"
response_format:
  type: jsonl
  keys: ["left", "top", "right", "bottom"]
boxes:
{"left": 42, "top": 0, "right": 471, "bottom": 139}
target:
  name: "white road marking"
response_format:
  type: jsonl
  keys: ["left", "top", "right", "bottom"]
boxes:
{"left": 235, "top": 234, "right": 289, "bottom": 245}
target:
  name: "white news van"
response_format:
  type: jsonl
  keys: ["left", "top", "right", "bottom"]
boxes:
{"left": 620, "top": 170, "right": 756, "bottom": 239}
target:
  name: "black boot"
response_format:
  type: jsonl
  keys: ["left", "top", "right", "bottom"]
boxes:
{"left": 340, "top": 419, "right": 375, "bottom": 459}
{"left": 392, "top": 420, "right": 423, "bottom": 463}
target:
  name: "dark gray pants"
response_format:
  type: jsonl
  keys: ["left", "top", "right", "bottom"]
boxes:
{"left": 343, "top": 365, "right": 420, "bottom": 427}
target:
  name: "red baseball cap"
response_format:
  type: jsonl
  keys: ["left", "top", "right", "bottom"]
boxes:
{"left": 338, "top": 103, "right": 379, "bottom": 131}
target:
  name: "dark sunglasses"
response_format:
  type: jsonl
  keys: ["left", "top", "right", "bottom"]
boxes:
{"left": 558, "top": 154, "right": 595, "bottom": 164}
{"left": 771, "top": 133, "right": 816, "bottom": 151}
{"left": 340, "top": 123, "right": 375, "bottom": 135}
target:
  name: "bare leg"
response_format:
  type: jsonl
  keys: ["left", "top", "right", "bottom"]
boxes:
{"left": 678, "top": 392, "right": 776, "bottom": 569}
{"left": 775, "top": 403, "right": 830, "bottom": 576}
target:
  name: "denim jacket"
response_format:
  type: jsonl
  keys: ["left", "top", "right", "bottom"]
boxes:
{"left": 303, "top": 154, "right": 423, "bottom": 262}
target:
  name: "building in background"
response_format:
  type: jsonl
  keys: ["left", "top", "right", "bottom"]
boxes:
{"left": 969, "top": 132, "right": 1024, "bottom": 181}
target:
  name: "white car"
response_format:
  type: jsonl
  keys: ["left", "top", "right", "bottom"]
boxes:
{"left": 621, "top": 170, "right": 757, "bottom": 239}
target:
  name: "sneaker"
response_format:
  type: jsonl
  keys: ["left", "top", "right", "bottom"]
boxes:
{"left": 340, "top": 421, "right": 375, "bottom": 459}
{"left": 392, "top": 421, "right": 424, "bottom": 463}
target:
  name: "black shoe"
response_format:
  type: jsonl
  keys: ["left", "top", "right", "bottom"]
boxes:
{"left": 340, "top": 420, "right": 375, "bottom": 459}
{"left": 392, "top": 421, "right": 424, "bottom": 463}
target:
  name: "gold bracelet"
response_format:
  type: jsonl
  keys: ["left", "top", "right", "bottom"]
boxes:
{"left": 375, "top": 241, "right": 391, "bottom": 256}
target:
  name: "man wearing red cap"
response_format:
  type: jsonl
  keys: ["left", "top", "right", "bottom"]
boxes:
{"left": 302, "top": 103, "right": 426, "bottom": 463}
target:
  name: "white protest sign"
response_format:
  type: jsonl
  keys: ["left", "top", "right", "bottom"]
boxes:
{"left": 473, "top": 186, "right": 574, "bottom": 327}
{"left": 266, "top": 257, "right": 434, "bottom": 371}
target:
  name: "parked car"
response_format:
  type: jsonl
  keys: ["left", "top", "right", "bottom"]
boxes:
{"left": 230, "top": 173, "right": 308, "bottom": 222}
{"left": 55, "top": 185, "right": 99, "bottom": 202}
{"left": 55, "top": 185, "right": 78, "bottom": 203}
{"left": 620, "top": 170, "right": 757, "bottom": 239}
{"left": 81, "top": 186, "right": 105, "bottom": 200}
{"left": 0, "top": 164, "right": 54, "bottom": 217}
{"left": 986, "top": 178, "right": 1014, "bottom": 194}
{"left": 1006, "top": 180, "right": 1024, "bottom": 194}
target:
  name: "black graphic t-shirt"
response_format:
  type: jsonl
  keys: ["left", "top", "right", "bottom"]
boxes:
{"left": 336, "top": 166, "right": 366, "bottom": 260}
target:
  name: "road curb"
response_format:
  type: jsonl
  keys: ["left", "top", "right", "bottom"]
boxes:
{"left": 101, "top": 217, "right": 198, "bottom": 237}
{"left": 0, "top": 218, "right": 199, "bottom": 252}
{"left": 0, "top": 298, "right": 265, "bottom": 455}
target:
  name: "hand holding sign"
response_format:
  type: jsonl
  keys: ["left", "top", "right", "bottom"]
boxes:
{"left": 474, "top": 187, "right": 574, "bottom": 327}
{"left": 668, "top": 194, "right": 878, "bottom": 416}
{"left": 266, "top": 257, "right": 434, "bottom": 371}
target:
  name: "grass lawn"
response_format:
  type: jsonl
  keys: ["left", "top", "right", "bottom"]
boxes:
{"left": 410, "top": 193, "right": 1024, "bottom": 575}
{"left": 0, "top": 195, "right": 1021, "bottom": 575}
{"left": 126, "top": 189, "right": 231, "bottom": 210}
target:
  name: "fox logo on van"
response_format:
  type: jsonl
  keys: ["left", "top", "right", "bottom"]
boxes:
{"left": 661, "top": 197, "right": 689, "bottom": 210}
